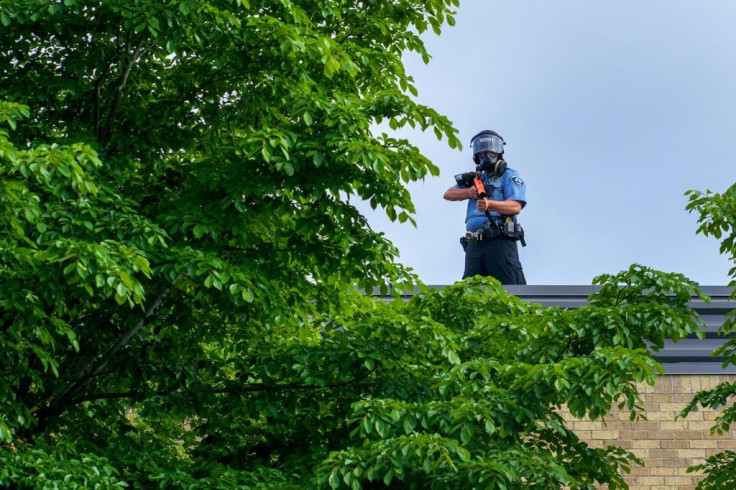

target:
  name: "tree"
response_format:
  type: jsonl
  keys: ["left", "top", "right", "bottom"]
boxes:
{"left": 0, "top": 1, "right": 715, "bottom": 488}
{"left": 679, "top": 183, "right": 736, "bottom": 489}
{"left": 1, "top": 0, "right": 460, "bottom": 486}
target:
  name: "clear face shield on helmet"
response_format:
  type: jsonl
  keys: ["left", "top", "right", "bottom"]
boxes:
{"left": 472, "top": 133, "right": 505, "bottom": 158}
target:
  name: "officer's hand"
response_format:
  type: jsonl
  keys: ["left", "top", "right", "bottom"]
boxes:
{"left": 468, "top": 187, "right": 479, "bottom": 200}
{"left": 477, "top": 198, "right": 489, "bottom": 212}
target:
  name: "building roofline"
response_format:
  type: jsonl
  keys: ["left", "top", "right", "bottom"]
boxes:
{"left": 372, "top": 284, "right": 735, "bottom": 375}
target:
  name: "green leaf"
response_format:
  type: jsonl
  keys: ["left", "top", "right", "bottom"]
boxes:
{"left": 179, "top": 0, "right": 195, "bottom": 15}
{"left": 328, "top": 470, "right": 340, "bottom": 489}
{"left": 383, "top": 470, "right": 394, "bottom": 486}
{"left": 460, "top": 423, "right": 473, "bottom": 443}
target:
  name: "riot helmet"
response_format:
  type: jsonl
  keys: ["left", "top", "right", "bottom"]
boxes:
{"left": 471, "top": 130, "right": 507, "bottom": 174}
{"left": 471, "top": 130, "right": 505, "bottom": 158}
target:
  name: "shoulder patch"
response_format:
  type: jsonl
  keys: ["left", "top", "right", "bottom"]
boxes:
{"left": 512, "top": 175, "right": 524, "bottom": 186}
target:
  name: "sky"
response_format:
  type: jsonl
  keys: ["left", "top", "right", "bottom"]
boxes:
{"left": 356, "top": 0, "right": 735, "bottom": 286}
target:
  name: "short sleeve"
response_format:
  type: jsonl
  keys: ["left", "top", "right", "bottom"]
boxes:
{"left": 502, "top": 169, "right": 527, "bottom": 208}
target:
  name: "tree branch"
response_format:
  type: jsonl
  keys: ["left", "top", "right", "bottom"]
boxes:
{"left": 213, "top": 376, "right": 372, "bottom": 394}
{"left": 93, "top": 62, "right": 112, "bottom": 138}
{"left": 41, "top": 275, "right": 183, "bottom": 425}
{"left": 67, "top": 376, "right": 373, "bottom": 407}
{"left": 70, "top": 391, "right": 140, "bottom": 404}
{"left": 98, "top": 37, "right": 146, "bottom": 146}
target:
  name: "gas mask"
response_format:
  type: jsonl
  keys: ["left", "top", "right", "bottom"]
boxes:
{"left": 475, "top": 151, "right": 507, "bottom": 175}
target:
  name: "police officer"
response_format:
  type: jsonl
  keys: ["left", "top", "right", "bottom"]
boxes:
{"left": 443, "top": 130, "right": 527, "bottom": 284}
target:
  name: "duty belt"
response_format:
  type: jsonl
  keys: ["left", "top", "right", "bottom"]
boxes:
{"left": 460, "top": 219, "right": 527, "bottom": 250}
{"left": 464, "top": 226, "right": 503, "bottom": 243}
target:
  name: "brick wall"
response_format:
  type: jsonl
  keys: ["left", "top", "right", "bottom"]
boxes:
{"left": 560, "top": 375, "right": 736, "bottom": 490}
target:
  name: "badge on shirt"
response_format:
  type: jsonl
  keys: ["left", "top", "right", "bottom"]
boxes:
{"left": 491, "top": 176, "right": 501, "bottom": 183}
{"left": 512, "top": 176, "right": 524, "bottom": 186}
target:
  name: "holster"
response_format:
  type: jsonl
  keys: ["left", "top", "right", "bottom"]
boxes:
{"left": 500, "top": 219, "right": 526, "bottom": 247}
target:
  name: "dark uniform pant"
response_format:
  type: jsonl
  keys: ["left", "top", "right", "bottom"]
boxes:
{"left": 463, "top": 237, "right": 526, "bottom": 285}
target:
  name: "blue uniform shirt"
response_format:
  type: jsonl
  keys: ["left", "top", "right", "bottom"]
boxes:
{"left": 459, "top": 168, "right": 527, "bottom": 232}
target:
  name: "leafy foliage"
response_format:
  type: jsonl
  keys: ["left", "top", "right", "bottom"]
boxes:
{"left": 0, "top": 0, "right": 716, "bottom": 488}
{"left": 679, "top": 184, "right": 736, "bottom": 489}
{"left": 312, "top": 269, "right": 705, "bottom": 489}
{"left": 1, "top": 0, "right": 460, "bottom": 485}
